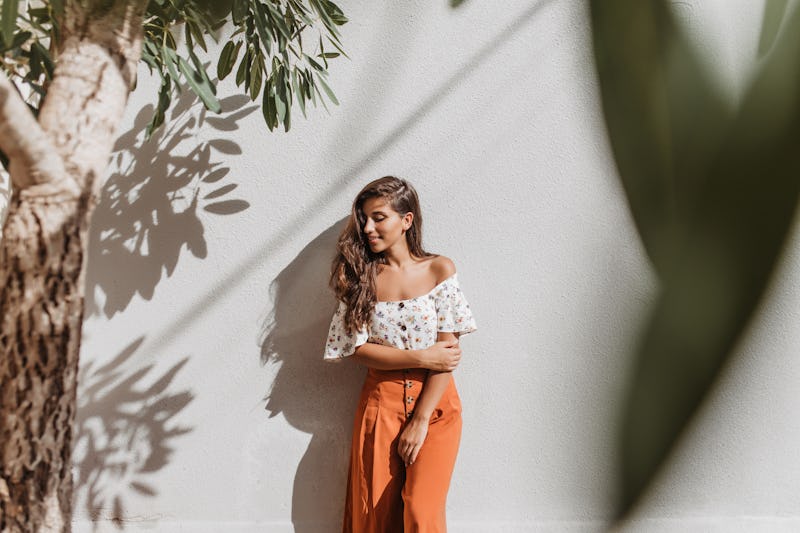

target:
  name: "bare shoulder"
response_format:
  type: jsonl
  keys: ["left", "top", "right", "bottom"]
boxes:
{"left": 429, "top": 255, "right": 457, "bottom": 283}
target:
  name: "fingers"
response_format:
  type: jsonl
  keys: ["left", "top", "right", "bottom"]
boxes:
{"left": 398, "top": 427, "right": 427, "bottom": 466}
{"left": 446, "top": 348, "right": 461, "bottom": 371}
{"left": 438, "top": 352, "right": 461, "bottom": 371}
{"left": 397, "top": 439, "right": 415, "bottom": 465}
{"left": 397, "top": 441, "right": 408, "bottom": 463}
{"left": 399, "top": 441, "right": 421, "bottom": 466}
{"left": 408, "top": 443, "right": 421, "bottom": 466}
{"left": 427, "top": 342, "right": 462, "bottom": 371}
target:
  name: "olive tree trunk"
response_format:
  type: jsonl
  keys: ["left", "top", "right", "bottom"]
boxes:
{"left": 0, "top": 2, "right": 146, "bottom": 531}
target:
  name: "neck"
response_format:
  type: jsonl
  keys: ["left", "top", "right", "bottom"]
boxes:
{"left": 382, "top": 244, "right": 417, "bottom": 270}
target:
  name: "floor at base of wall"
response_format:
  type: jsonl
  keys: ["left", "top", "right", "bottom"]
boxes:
{"left": 72, "top": 516, "right": 800, "bottom": 533}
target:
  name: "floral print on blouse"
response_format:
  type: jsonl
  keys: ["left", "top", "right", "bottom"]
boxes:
{"left": 323, "top": 273, "right": 477, "bottom": 361}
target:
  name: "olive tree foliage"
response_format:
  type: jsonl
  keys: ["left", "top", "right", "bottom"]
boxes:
{"left": 0, "top": 0, "right": 346, "bottom": 531}
{"left": 0, "top": 0, "right": 346, "bottom": 140}
{"left": 591, "top": 0, "right": 800, "bottom": 521}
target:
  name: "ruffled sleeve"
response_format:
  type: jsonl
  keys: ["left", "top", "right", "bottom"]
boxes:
{"left": 323, "top": 300, "right": 369, "bottom": 362}
{"left": 434, "top": 273, "right": 477, "bottom": 335}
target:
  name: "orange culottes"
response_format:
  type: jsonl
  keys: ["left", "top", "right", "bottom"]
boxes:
{"left": 343, "top": 368, "right": 462, "bottom": 533}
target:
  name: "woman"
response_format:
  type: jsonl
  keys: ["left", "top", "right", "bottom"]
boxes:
{"left": 324, "top": 176, "right": 477, "bottom": 532}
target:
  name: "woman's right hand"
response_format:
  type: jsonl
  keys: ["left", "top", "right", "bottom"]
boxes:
{"left": 420, "top": 340, "right": 461, "bottom": 371}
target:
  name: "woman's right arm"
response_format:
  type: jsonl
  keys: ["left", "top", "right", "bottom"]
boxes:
{"left": 350, "top": 340, "right": 461, "bottom": 371}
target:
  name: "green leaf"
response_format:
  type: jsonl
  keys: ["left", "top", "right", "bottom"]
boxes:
{"left": 281, "top": 68, "right": 291, "bottom": 131}
{"left": 323, "top": 0, "right": 348, "bottom": 25}
{"left": 302, "top": 70, "right": 311, "bottom": 99}
{"left": 287, "top": 42, "right": 302, "bottom": 61}
{"left": 311, "top": 76, "right": 329, "bottom": 112}
{"left": 758, "top": 0, "right": 788, "bottom": 56}
{"left": 235, "top": 46, "right": 251, "bottom": 87}
{"left": 146, "top": 1, "right": 169, "bottom": 20}
{"left": 310, "top": 0, "right": 338, "bottom": 38}
{"left": 275, "top": 71, "right": 286, "bottom": 122}
{"left": 591, "top": 0, "right": 730, "bottom": 278}
{"left": 31, "top": 41, "right": 54, "bottom": 79}
{"left": 27, "top": 7, "right": 49, "bottom": 20}
{"left": 146, "top": 77, "right": 172, "bottom": 140}
{"left": 264, "top": 0, "right": 292, "bottom": 41}
{"left": 289, "top": 0, "right": 314, "bottom": 26}
{"left": 303, "top": 52, "right": 324, "bottom": 71}
{"left": 141, "top": 48, "right": 159, "bottom": 72}
{"left": 249, "top": 54, "right": 262, "bottom": 101}
{"left": 315, "top": 72, "right": 338, "bottom": 105}
{"left": 1, "top": 0, "right": 18, "bottom": 49}
{"left": 184, "top": 21, "right": 194, "bottom": 50}
{"left": 243, "top": 47, "right": 252, "bottom": 89}
{"left": 592, "top": 0, "right": 800, "bottom": 521}
{"left": 28, "top": 43, "right": 43, "bottom": 80}
{"left": 271, "top": 54, "right": 280, "bottom": 77}
{"left": 232, "top": 0, "right": 248, "bottom": 25}
{"left": 288, "top": 0, "right": 310, "bottom": 17}
{"left": 252, "top": 1, "right": 273, "bottom": 55}
{"left": 318, "top": 35, "right": 327, "bottom": 68}
{"left": 143, "top": 39, "right": 160, "bottom": 63}
{"left": 161, "top": 45, "right": 182, "bottom": 85}
{"left": 284, "top": 3, "right": 297, "bottom": 31}
{"left": 291, "top": 67, "right": 306, "bottom": 117}
{"left": 187, "top": 42, "right": 217, "bottom": 95}
{"left": 10, "top": 30, "right": 31, "bottom": 49}
{"left": 262, "top": 77, "right": 277, "bottom": 130}
{"left": 305, "top": 68, "right": 317, "bottom": 107}
{"left": 217, "top": 40, "right": 239, "bottom": 80}
{"left": 178, "top": 56, "right": 221, "bottom": 113}
{"left": 165, "top": 28, "right": 177, "bottom": 50}
{"left": 187, "top": 20, "right": 208, "bottom": 53}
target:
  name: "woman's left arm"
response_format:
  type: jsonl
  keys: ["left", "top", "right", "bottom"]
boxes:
{"left": 397, "top": 331, "right": 460, "bottom": 466}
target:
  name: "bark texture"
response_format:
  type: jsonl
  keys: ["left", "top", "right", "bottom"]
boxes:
{"left": 0, "top": 1, "right": 146, "bottom": 531}
{"left": 0, "top": 193, "right": 89, "bottom": 532}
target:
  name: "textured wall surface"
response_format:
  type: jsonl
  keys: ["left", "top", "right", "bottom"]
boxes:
{"left": 65, "top": 0, "right": 800, "bottom": 531}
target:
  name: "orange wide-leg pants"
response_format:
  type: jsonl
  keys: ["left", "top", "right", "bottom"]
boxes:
{"left": 342, "top": 368, "right": 462, "bottom": 533}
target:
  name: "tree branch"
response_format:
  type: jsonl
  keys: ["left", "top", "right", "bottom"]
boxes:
{"left": 0, "top": 71, "right": 74, "bottom": 196}
{"left": 35, "top": 0, "right": 148, "bottom": 198}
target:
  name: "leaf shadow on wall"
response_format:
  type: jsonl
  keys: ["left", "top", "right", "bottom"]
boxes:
{"left": 85, "top": 91, "right": 257, "bottom": 319}
{"left": 72, "top": 337, "right": 193, "bottom": 529}
{"left": 260, "top": 219, "right": 365, "bottom": 532}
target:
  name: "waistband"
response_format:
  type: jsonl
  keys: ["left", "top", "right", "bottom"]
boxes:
{"left": 366, "top": 368, "right": 430, "bottom": 383}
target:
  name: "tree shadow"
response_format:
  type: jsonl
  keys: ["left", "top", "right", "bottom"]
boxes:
{"left": 127, "top": 0, "right": 556, "bottom": 361}
{"left": 259, "top": 218, "right": 365, "bottom": 532}
{"left": 72, "top": 337, "right": 194, "bottom": 529}
{"left": 85, "top": 91, "right": 257, "bottom": 318}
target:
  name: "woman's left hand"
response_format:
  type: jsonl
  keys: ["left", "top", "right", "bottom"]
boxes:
{"left": 397, "top": 417, "right": 429, "bottom": 467}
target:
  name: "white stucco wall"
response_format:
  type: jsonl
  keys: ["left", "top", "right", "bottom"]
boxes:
{"left": 59, "top": 0, "right": 800, "bottom": 531}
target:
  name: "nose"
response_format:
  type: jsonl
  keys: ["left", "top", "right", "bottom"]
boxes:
{"left": 363, "top": 218, "right": 375, "bottom": 234}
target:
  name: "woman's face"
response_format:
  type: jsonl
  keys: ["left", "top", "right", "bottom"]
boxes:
{"left": 361, "top": 196, "right": 412, "bottom": 254}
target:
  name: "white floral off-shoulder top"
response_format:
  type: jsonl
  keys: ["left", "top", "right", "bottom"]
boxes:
{"left": 323, "top": 273, "right": 477, "bottom": 361}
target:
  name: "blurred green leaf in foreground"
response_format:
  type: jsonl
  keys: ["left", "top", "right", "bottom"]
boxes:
{"left": 591, "top": 0, "right": 800, "bottom": 522}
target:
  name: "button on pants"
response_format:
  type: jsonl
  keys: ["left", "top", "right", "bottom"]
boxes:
{"left": 342, "top": 368, "right": 462, "bottom": 533}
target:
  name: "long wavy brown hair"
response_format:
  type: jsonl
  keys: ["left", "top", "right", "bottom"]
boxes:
{"left": 330, "top": 176, "right": 436, "bottom": 334}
